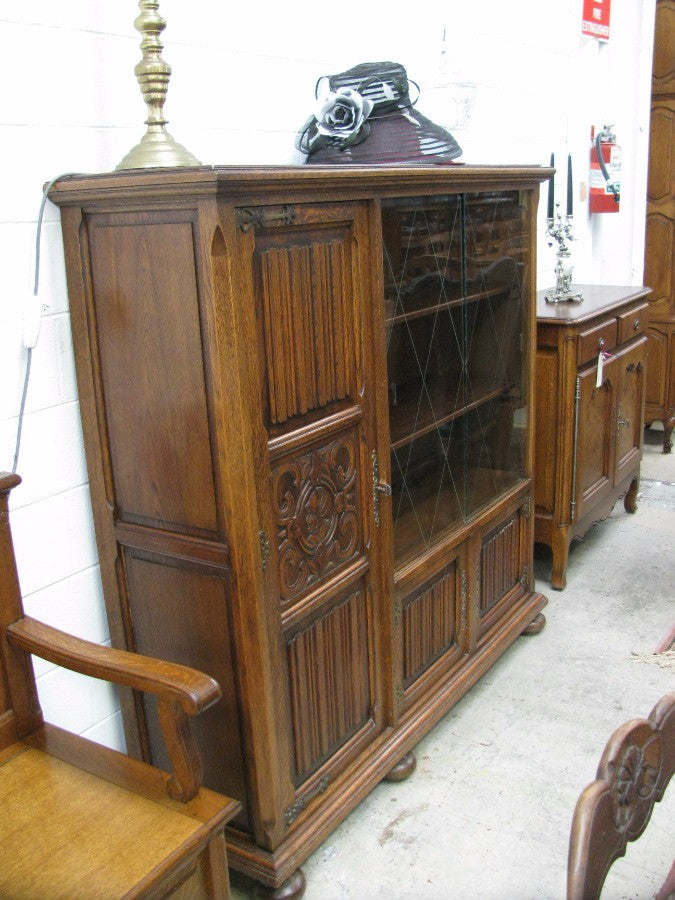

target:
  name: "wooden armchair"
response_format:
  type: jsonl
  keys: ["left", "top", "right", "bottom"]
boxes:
{"left": 567, "top": 691, "right": 675, "bottom": 900}
{"left": 0, "top": 472, "right": 240, "bottom": 898}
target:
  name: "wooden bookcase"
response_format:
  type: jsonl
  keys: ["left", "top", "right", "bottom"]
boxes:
{"left": 51, "top": 165, "right": 548, "bottom": 896}
{"left": 534, "top": 285, "right": 650, "bottom": 590}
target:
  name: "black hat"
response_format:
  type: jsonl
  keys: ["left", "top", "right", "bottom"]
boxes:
{"left": 297, "top": 61, "right": 462, "bottom": 165}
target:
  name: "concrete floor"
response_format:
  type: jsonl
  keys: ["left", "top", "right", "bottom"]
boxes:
{"left": 232, "top": 425, "right": 674, "bottom": 900}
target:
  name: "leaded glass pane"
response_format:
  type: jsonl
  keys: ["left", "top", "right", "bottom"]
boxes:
{"left": 382, "top": 191, "right": 529, "bottom": 568}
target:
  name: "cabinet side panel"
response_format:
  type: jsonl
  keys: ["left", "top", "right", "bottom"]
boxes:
{"left": 87, "top": 215, "right": 219, "bottom": 535}
{"left": 646, "top": 326, "right": 668, "bottom": 409}
{"left": 534, "top": 349, "right": 558, "bottom": 514}
{"left": 124, "top": 554, "right": 249, "bottom": 830}
{"left": 644, "top": 213, "right": 673, "bottom": 319}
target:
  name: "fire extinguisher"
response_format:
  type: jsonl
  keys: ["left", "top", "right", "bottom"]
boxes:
{"left": 589, "top": 125, "right": 621, "bottom": 213}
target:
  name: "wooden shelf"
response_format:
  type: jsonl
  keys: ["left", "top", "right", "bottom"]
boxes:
{"left": 389, "top": 380, "right": 513, "bottom": 451}
{"left": 385, "top": 285, "right": 508, "bottom": 326}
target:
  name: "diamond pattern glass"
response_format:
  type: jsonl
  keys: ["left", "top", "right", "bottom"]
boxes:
{"left": 382, "top": 191, "right": 529, "bottom": 568}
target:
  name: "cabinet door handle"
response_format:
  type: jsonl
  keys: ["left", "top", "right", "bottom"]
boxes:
{"left": 372, "top": 450, "right": 391, "bottom": 527}
{"left": 634, "top": 318, "right": 640, "bottom": 330}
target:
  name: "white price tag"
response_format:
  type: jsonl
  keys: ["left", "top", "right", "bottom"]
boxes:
{"left": 596, "top": 351, "right": 604, "bottom": 388}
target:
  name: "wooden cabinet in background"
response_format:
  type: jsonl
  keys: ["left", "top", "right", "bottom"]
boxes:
{"left": 51, "top": 166, "right": 548, "bottom": 897}
{"left": 534, "top": 285, "right": 650, "bottom": 590}
{"left": 643, "top": 0, "right": 674, "bottom": 452}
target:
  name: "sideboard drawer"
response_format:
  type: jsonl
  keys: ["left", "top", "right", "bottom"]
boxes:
{"left": 617, "top": 302, "right": 648, "bottom": 344}
{"left": 578, "top": 318, "right": 618, "bottom": 365}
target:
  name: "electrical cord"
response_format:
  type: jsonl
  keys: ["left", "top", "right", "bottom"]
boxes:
{"left": 12, "top": 172, "right": 83, "bottom": 473}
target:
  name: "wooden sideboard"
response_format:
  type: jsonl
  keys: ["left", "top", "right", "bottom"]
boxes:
{"left": 50, "top": 165, "right": 548, "bottom": 896}
{"left": 534, "top": 285, "right": 650, "bottom": 590}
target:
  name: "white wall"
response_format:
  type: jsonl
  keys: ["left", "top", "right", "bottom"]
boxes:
{"left": 0, "top": 0, "right": 656, "bottom": 751}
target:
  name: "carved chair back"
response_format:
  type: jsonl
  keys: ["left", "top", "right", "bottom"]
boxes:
{"left": 568, "top": 691, "right": 675, "bottom": 900}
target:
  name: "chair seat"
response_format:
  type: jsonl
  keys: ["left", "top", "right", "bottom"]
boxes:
{"left": 0, "top": 743, "right": 224, "bottom": 899}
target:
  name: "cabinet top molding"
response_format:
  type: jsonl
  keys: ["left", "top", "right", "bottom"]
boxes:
{"left": 48, "top": 164, "right": 553, "bottom": 206}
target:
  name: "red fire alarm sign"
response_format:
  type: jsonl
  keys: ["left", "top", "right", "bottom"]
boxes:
{"left": 582, "top": 0, "right": 611, "bottom": 40}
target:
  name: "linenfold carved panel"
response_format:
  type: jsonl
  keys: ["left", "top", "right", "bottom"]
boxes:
{"left": 403, "top": 568, "right": 457, "bottom": 684}
{"left": 286, "top": 588, "right": 371, "bottom": 781}
{"left": 258, "top": 236, "right": 353, "bottom": 425}
{"left": 480, "top": 514, "right": 520, "bottom": 616}
{"left": 272, "top": 433, "right": 362, "bottom": 603}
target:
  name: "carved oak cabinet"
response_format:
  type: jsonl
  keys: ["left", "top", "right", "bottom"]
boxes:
{"left": 534, "top": 285, "right": 650, "bottom": 590}
{"left": 51, "top": 166, "right": 548, "bottom": 895}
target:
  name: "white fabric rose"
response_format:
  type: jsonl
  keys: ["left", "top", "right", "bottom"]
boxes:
{"left": 314, "top": 87, "right": 374, "bottom": 143}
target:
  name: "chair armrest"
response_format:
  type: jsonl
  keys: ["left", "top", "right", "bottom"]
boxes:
{"left": 7, "top": 615, "right": 221, "bottom": 801}
{"left": 7, "top": 616, "right": 220, "bottom": 714}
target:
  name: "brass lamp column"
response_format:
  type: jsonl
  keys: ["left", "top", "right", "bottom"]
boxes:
{"left": 117, "top": 0, "right": 201, "bottom": 169}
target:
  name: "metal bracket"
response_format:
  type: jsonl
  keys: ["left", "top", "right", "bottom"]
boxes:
{"left": 372, "top": 450, "right": 391, "bottom": 527}
{"left": 259, "top": 530, "right": 271, "bottom": 572}
{"left": 393, "top": 601, "right": 402, "bottom": 628}
{"left": 617, "top": 403, "right": 630, "bottom": 430}
{"left": 236, "top": 205, "right": 296, "bottom": 232}
{"left": 460, "top": 570, "right": 468, "bottom": 632}
{"left": 284, "top": 774, "right": 330, "bottom": 827}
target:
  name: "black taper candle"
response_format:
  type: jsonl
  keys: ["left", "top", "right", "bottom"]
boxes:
{"left": 567, "top": 154, "right": 573, "bottom": 216}
{"left": 547, "top": 153, "right": 555, "bottom": 218}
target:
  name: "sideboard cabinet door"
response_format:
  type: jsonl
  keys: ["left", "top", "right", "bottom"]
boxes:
{"left": 233, "top": 201, "right": 386, "bottom": 825}
{"left": 614, "top": 337, "right": 647, "bottom": 484}
{"left": 574, "top": 359, "right": 617, "bottom": 522}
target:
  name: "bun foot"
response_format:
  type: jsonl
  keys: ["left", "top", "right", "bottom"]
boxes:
{"left": 254, "top": 869, "right": 306, "bottom": 899}
{"left": 522, "top": 612, "right": 546, "bottom": 636}
{"left": 383, "top": 751, "right": 417, "bottom": 782}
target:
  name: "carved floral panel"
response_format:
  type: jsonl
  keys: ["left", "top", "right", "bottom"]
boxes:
{"left": 272, "top": 433, "right": 362, "bottom": 603}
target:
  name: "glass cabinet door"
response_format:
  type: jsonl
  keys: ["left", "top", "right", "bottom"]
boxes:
{"left": 382, "top": 191, "right": 529, "bottom": 569}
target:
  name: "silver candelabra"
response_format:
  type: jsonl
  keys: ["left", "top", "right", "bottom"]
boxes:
{"left": 545, "top": 206, "right": 583, "bottom": 303}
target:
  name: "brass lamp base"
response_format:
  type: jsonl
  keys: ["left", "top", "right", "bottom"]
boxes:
{"left": 117, "top": 125, "right": 201, "bottom": 170}
{"left": 117, "top": 0, "right": 201, "bottom": 171}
